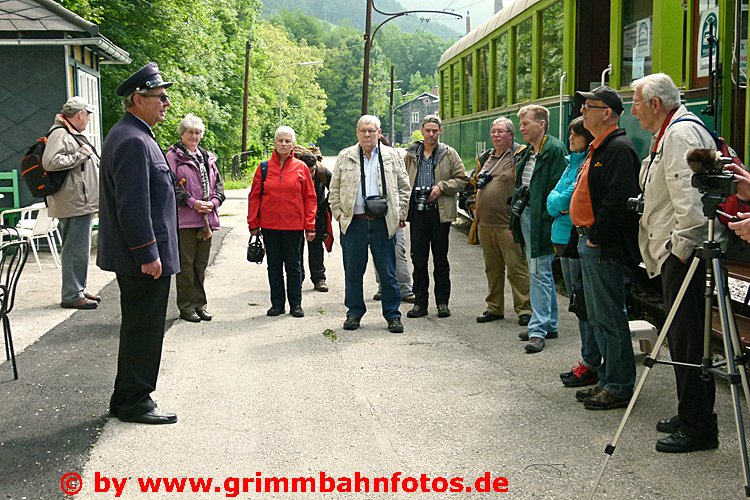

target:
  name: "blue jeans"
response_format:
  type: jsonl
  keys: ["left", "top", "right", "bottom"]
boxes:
{"left": 577, "top": 235, "right": 635, "bottom": 398}
{"left": 262, "top": 229, "right": 303, "bottom": 309}
{"left": 59, "top": 214, "right": 93, "bottom": 303}
{"left": 340, "top": 217, "right": 401, "bottom": 320}
{"left": 561, "top": 256, "right": 601, "bottom": 370}
{"left": 520, "top": 209, "right": 557, "bottom": 338}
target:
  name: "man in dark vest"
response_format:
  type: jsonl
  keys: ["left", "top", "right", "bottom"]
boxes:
{"left": 97, "top": 63, "right": 180, "bottom": 424}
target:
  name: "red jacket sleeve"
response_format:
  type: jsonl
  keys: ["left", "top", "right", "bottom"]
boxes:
{"left": 301, "top": 165, "right": 317, "bottom": 231}
{"left": 247, "top": 165, "right": 262, "bottom": 230}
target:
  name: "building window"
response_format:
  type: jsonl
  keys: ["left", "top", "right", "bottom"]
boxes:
{"left": 542, "top": 1, "right": 564, "bottom": 97}
{"left": 411, "top": 111, "right": 420, "bottom": 124}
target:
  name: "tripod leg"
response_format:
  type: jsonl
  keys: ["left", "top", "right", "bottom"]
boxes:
{"left": 588, "top": 257, "right": 700, "bottom": 499}
{"left": 713, "top": 258, "right": 750, "bottom": 495}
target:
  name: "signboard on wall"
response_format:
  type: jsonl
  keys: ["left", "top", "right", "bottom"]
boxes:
{"left": 698, "top": 8, "right": 719, "bottom": 78}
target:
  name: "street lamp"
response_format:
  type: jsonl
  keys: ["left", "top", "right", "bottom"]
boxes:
{"left": 279, "top": 60, "right": 323, "bottom": 127}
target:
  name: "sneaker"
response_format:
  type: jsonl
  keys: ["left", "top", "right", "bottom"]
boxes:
{"left": 656, "top": 415, "right": 681, "bottom": 434}
{"left": 576, "top": 385, "right": 603, "bottom": 402}
{"left": 583, "top": 388, "right": 631, "bottom": 410}
{"left": 267, "top": 306, "right": 285, "bottom": 316}
{"left": 519, "top": 330, "right": 558, "bottom": 341}
{"left": 562, "top": 363, "right": 598, "bottom": 387}
{"left": 387, "top": 317, "right": 404, "bottom": 333}
{"left": 437, "top": 304, "right": 451, "bottom": 318}
{"left": 373, "top": 291, "right": 382, "bottom": 301}
{"left": 343, "top": 316, "right": 361, "bottom": 330}
{"left": 525, "top": 337, "right": 545, "bottom": 353}
{"left": 407, "top": 305, "right": 428, "bottom": 318}
{"left": 518, "top": 314, "right": 531, "bottom": 326}
{"left": 403, "top": 293, "right": 416, "bottom": 303}
{"left": 314, "top": 280, "right": 329, "bottom": 292}
{"left": 655, "top": 430, "right": 719, "bottom": 453}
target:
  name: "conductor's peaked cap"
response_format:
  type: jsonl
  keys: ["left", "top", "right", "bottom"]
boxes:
{"left": 116, "top": 62, "right": 173, "bottom": 97}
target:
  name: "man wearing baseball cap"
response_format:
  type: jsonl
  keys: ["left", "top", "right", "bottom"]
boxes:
{"left": 43, "top": 96, "right": 100, "bottom": 310}
{"left": 98, "top": 63, "right": 180, "bottom": 425}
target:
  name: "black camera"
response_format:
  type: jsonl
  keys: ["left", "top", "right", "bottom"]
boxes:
{"left": 686, "top": 148, "right": 738, "bottom": 216}
{"left": 627, "top": 194, "right": 645, "bottom": 215}
{"left": 476, "top": 171, "right": 493, "bottom": 189}
{"left": 510, "top": 185, "right": 531, "bottom": 217}
{"left": 413, "top": 186, "right": 434, "bottom": 212}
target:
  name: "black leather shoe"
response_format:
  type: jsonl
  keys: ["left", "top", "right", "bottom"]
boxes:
{"left": 120, "top": 407, "right": 177, "bottom": 425}
{"left": 61, "top": 298, "right": 98, "bottom": 310}
{"left": 655, "top": 430, "right": 718, "bottom": 453}
{"left": 656, "top": 415, "right": 681, "bottom": 433}
{"left": 290, "top": 305, "right": 305, "bottom": 318}
{"left": 343, "top": 316, "right": 360, "bottom": 330}
{"left": 180, "top": 311, "right": 201, "bottom": 322}
{"left": 476, "top": 311, "right": 503, "bottom": 323}
{"left": 387, "top": 317, "right": 404, "bottom": 333}
{"left": 267, "top": 306, "right": 285, "bottom": 316}
{"left": 437, "top": 304, "right": 451, "bottom": 318}
{"left": 518, "top": 314, "right": 531, "bottom": 326}
{"left": 373, "top": 292, "right": 382, "bottom": 301}
{"left": 195, "top": 309, "right": 212, "bottom": 321}
{"left": 407, "top": 305, "right": 428, "bottom": 318}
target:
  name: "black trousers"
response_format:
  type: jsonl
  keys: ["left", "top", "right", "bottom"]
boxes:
{"left": 662, "top": 254, "right": 717, "bottom": 438}
{"left": 409, "top": 209, "right": 451, "bottom": 307}
{"left": 110, "top": 274, "right": 171, "bottom": 420}
{"left": 263, "top": 229, "right": 303, "bottom": 309}
{"left": 300, "top": 238, "right": 326, "bottom": 284}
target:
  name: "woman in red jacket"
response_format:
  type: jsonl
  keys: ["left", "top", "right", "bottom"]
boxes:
{"left": 248, "top": 126, "right": 317, "bottom": 317}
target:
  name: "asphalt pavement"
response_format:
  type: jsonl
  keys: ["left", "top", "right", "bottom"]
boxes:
{"left": 1, "top": 178, "right": 750, "bottom": 499}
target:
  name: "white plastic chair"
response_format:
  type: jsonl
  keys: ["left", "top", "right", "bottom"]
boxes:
{"left": 0, "top": 203, "right": 60, "bottom": 271}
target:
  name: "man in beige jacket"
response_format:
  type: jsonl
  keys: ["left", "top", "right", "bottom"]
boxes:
{"left": 329, "top": 115, "right": 411, "bottom": 333}
{"left": 42, "top": 96, "right": 100, "bottom": 310}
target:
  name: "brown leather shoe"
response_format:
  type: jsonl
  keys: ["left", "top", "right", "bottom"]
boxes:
{"left": 61, "top": 298, "right": 98, "bottom": 310}
{"left": 84, "top": 292, "right": 102, "bottom": 302}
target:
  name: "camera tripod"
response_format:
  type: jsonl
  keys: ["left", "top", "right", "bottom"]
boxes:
{"left": 588, "top": 216, "right": 750, "bottom": 498}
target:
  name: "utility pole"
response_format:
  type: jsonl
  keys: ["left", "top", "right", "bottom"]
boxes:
{"left": 361, "top": 2, "right": 461, "bottom": 115}
{"left": 241, "top": 41, "right": 251, "bottom": 168}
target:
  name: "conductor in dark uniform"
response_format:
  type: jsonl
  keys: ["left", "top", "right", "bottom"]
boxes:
{"left": 97, "top": 63, "right": 180, "bottom": 424}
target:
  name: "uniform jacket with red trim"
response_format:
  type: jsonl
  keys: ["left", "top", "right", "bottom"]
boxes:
{"left": 97, "top": 112, "right": 180, "bottom": 277}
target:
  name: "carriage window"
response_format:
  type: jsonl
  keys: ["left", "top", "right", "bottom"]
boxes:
{"left": 464, "top": 53, "right": 473, "bottom": 114}
{"left": 495, "top": 32, "right": 509, "bottom": 108}
{"left": 516, "top": 19, "right": 533, "bottom": 103}
{"left": 622, "top": 0, "right": 653, "bottom": 83}
{"left": 452, "top": 64, "right": 460, "bottom": 117}
{"left": 479, "top": 45, "right": 489, "bottom": 111}
{"left": 541, "top": 1, "right": 564, "bottom": 97}
{"left": 440, "top": 70, "right": 449, "bottom": 118}
{"left": 693, "top": 1, "right": 718, "bottom": 86}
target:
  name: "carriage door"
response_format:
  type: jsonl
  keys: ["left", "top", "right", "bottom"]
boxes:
{"left": 575, "top": 0, "right": 611, "bottom": 103}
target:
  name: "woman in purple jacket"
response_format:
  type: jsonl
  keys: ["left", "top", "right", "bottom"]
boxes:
{"left": 166, "top": 114, "right": 225, "bottom": 322}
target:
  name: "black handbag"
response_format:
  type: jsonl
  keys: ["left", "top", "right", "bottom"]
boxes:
{"left": 246, "top": 233, "right": 265, "bottom": 263}
{"left": 359, "top": 144, "right": 388, "bottom": 219}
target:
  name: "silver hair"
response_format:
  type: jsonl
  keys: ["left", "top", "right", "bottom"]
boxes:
{"left": 274, "top": 125, "right": 296, "bottom": 143}
{"left": 178, "top": 113, "right": 205, "bottom": 136}
{"left": 357, "top": 115, "right": 381, "bottom": 130}
{"left": 123, "top": 89, "right": 150, "bottom": 109}
{"left": 491, "top": 116, "right": 515, "bottom": 137}
{"left": 631, "top": 73, "right": 681, "bottom": 110}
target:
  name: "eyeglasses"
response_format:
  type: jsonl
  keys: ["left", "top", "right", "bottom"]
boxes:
{"left": 357, "top": 128, "right": 378, "bottom": 135}
{"left": 581, "top": 103, "right": 609, "bottom": 110}
{"left": 143, "top": 93, "right": 170, "bottom": 103}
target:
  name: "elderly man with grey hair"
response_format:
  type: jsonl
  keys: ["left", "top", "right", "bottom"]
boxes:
{"left": 631, "top": 72, "right": 721, "bottom": 453}
{"left": 329, "top": 115, "right": 411, "bottom": 333}
{"left": 473, "top": 116, "right": 532, "bottom": 327}
{"left": 43, "top": 96, "right": 100, "bottom": 310}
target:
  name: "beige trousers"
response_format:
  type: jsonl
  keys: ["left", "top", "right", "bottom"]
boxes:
{"left": 478, "top": 224, "right": 532, "bottom": 316}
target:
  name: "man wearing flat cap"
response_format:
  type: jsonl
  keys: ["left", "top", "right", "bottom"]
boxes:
{"left": 97, "top": 62, "right": 180, "bottom": 425}
{"left": 569, "top": 85, "right": 640, "bottom": 410}
{"left": 402, "top": 114, "right": 467, "bottom": 319}
{"left": 43, "top": 96, "right": 100, "bottom": 310}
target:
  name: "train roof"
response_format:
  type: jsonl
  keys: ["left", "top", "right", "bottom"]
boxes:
{"left": 439, "top": 0, "right": 545, "bottom": 67}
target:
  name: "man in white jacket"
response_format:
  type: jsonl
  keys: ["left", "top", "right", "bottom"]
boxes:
{"left": 632, "top": 73, "right": 722, "bottom": 453}
{"left": 42, "top": 96, "right": 100, "bottom": 310}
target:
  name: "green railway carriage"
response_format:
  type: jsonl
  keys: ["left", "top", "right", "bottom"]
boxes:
{"left": 438, "top": 0, "right": 749, "bottom": 166}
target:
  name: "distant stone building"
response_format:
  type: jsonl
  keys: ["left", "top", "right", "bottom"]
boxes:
{"left": 396, "top": 91, "right": 439, "bottom": 144}
{"left": 0, "top": 0, "right": 129, "bottom": 207}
